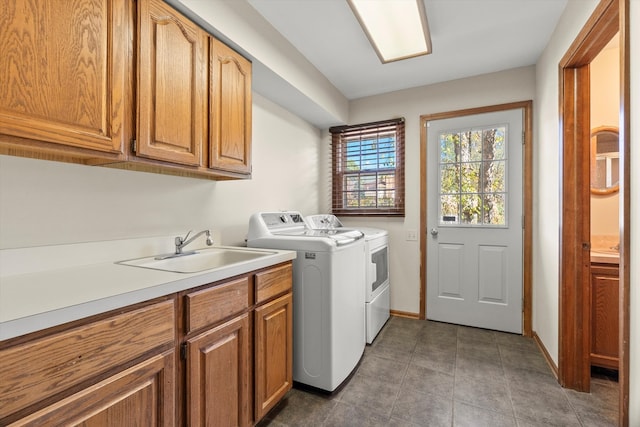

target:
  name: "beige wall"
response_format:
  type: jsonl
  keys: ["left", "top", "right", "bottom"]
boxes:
{"left": 0, "top": 93, "right": 323, "bottom": 249}
{"left": 336, "top": 66, "right": 536, "bottom": 315}
{"left": 590, "top": 43, "right": 620, "bottom": 238}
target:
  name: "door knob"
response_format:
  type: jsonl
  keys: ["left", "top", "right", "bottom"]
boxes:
{"left": 430, "top": 228, "right": 439, "bottom": 236}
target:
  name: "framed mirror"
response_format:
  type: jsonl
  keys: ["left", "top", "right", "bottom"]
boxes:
{"left": 590, "top": 126, "right": 619, "bottom": 194}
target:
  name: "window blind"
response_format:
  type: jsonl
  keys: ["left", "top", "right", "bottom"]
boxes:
{"left": 330, "top": 118, "right": 405, "bottom": 216}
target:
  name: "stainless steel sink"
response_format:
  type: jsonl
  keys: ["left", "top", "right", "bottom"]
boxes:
{"left": 117, "top": 247, "right": 276, "bottom": 273}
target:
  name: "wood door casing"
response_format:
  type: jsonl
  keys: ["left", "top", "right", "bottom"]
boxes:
{"left": 0, "top": 0, "right": 129, "bottom": 154}
{"left": 137, "top": 0, "right": 206, "bottom": 166}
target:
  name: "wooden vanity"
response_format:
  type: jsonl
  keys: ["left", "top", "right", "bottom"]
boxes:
{"left": 590, "top": 256, "right": 620, "bottom": 370}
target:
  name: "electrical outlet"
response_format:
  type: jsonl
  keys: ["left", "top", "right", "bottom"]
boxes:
{"left": 406, "top": 229, "right": 418, "bottom": 241}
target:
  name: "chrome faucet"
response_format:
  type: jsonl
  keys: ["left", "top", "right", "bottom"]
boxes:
{"left": 174, "top": 229, "right": 214, "bottom": 255}
{"left": 154, "top": 230, "right": 214, "bottom": 260}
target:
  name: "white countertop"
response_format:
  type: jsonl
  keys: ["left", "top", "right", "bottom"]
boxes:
{"left": 0, "top": 237, "right": 295, "bottom": 341}
{"left": 590, "top": 251, "right": 620, "bottom": 265}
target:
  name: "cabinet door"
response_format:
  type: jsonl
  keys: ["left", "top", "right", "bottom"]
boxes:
{"left": 591, "top": 264, "right": 619, "bottom": 369}
{"left": 11, "top": 351, "right": 175, "bottom": 426}
{"left": 0, "top": 0, "right": 128, "bottom": 153}
{"left": 137, "top": 0, "right": 206, "bottom": 166}
{"left": 209, "top": 38, "right": 252, "bottom": 175}
{"left": 254, "top": 293, "right": 293, "bottom": 421}
{"left": 187, "top": 313, "right": 250, "bottom": 427}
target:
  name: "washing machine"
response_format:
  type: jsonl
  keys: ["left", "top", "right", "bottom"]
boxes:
{"left": 305, "top": 214, "right": 390, "bottom": 344}
{"left": 247, "top": 211, "right": 366, "bottom": 392}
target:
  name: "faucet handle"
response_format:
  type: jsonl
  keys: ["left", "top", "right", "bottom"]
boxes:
{"left": 179, "top": 230, "right": 193, "bottom": 244}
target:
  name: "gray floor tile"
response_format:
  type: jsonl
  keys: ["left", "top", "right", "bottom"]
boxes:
{"left": 494, "top": 331, "right": 538, "bottom": 351}
{"left": 454, "top": 373, "right": 512, "bottom": 416}
{"left": 510, "top": 384, "right": 581, "bottom": 426}
{"left": 453, "top": 401, "right": 517, "bottom": 427}
{"left": 457, "top": 325, "right": 497, "bottom": 343}
{"left": 390, "top": 388, "right": 453, "bottom": 426}
{"left": 500, "top": 345, "right": 551, "bottom": 374}
{"left": 415, "top": 333, "right": 458, "bottom": 354}
{"left": 356, "top": 353, "right": 408, "bottom": 385}
{"left": 411, "top": 347, "right": 456, "bottom": 375}
{"left": 457, "top": 339, "right": 501, "bottom": 362}
{"left": 261, "top": 388, "right": 336, "bottom": 426}
{"left": 402, "top": 363, "right": 455, "bottom": 398}
{"left": 322, "top": 401, "right": 391, "bottom": 427}
{"left": 456, "top": 352, "right": 505, "bottom": 380}
{"left": 338, "top": 372, "right": 400, "bottom": 418}
{"left": 261, "top": 317, "right": 619, "bottom": 427}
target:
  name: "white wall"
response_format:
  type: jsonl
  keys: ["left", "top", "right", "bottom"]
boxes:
{"left": 0, "top": 93, "right": 322, "bottom": 249}
{"left": 534, "top": 2, "right": 640, "bottom": 422}
{"left": 532, "top": 0, "right": 599, "bottom": 366}
{"left": 339, "top": 66, "right": 536, "bottom": 315}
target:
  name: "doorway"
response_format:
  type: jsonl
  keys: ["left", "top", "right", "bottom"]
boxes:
{"left": 558, "top": 0, "right": 630, "bottom": 425}
{"left": 425, "top": 108, "right": 524, "bottom": 333}
{"left": 419, "top": 101, "right": 534, "bottom": 336}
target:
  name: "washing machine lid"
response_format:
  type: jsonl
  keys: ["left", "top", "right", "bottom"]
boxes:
{"left": 305, "top": 214, "right": 388, "bottom": 240}
{"left": 305, "top": 214, "right": 343, "bottom": 229}
{"left": 272, "top": 228, "right": 364, "bottom": 246}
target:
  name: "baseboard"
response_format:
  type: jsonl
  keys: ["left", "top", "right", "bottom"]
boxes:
{"left": 533, "top": 330, "right": 559, "bottom": 379}
{"left": 390, "top": 309, "right": 420, "bottom": 319}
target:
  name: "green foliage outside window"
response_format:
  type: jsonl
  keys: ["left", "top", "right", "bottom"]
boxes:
{"left": 439, "top": 126, "right": 507, "bottom": 226}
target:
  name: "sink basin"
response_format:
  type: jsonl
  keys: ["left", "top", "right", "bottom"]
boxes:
{"left": 117, "top": 247, "right": 277, "bottom": 273}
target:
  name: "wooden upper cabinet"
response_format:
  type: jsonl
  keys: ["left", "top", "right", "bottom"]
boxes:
{"left": 209, "top": 37, "right": 252, "bottom": 175}
{"left": 0, "top": 0, "right": 129, "bottom": 154}
{"left": 136, "top": 0, "right": 206, "bottom": 167}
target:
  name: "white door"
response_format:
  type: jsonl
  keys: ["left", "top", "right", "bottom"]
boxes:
{"left": 426, "top": 109, "right": 523, "bottom": 333}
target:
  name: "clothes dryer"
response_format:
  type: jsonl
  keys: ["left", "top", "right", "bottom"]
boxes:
{"left": 305, "top": 214, "right": 390, "bottom": 343}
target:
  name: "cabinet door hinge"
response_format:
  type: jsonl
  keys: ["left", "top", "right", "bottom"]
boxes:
{"left": 180, "top": 343, "right": 187, "bottom": 360}
{"left": 131, "top": 139, "right": 137, "bottom": 152}
{"left": 522, "top": 131, "right": 525, "bottom": 144}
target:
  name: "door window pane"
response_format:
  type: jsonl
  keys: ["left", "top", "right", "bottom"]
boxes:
{"left": 438, "top": 125, "right": 508, "bottom": 227}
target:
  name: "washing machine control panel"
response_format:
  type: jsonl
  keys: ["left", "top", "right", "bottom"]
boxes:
{"left": 261, "top": 212, "right": 305, "bottom": 230}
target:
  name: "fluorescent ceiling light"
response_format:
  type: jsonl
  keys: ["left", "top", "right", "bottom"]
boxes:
{"left": 347, "top": 0, "right": 432, "bottom": 63}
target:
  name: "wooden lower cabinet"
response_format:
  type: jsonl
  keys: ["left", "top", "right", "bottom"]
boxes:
{"left": 254, "top": 293, "right": 293, "bottom": 420}
{"left": 186, "top": 313, "right": 250, "bottom": 427}
{"left": 590, "top": 263, "right": 619, "bottom": 369}
{"left": 10, "top": 351, "right": 175, "bottom": 426}
{"left": 183, "top": 263, "right": 293, "bottom": 426}
{"left": 0, "top": 298, "right": 176, "bottom": 426}
{"left": 0, "top": 263, "right": 292, "bottom": 426}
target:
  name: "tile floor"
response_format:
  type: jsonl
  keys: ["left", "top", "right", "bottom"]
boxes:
{"left": 257, "top": 316, "right": 619, "bottom": 427}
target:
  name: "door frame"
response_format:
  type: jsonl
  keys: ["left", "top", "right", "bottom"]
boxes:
{"left": 558, "top": 0, "right": 630, "bottom": 424}
{"left": 419, "top": 101, "right": 534, "bottom": 336}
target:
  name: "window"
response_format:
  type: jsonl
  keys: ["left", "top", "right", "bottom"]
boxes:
{"left": 438, "top": 125, "right": 508, "bottom": 226}
{"left": 330, "top": 118, "right": 405, "bottom": 216}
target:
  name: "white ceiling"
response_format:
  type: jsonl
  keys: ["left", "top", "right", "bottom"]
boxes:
{"left": 247, "top": 0, "right": 568, "bottom": 100}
